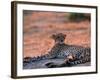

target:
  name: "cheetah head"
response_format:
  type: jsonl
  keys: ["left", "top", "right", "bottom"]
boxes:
{"left": 51, "top": 33, "right": 66, "bottom": 44}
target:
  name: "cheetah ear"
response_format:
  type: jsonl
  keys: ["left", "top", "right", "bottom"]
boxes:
{"left": 51, "top": 34, "right": 55, "bottom": 39}
{"left": 63, "top": 34, "right": 66, "bottom": 38}
{"left": 51, "top": 34, "right": 56, "bottom": 39}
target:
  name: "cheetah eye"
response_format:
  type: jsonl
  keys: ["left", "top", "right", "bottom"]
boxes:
{"left": 57, "top": 36, "right": 60, "bottom": 38}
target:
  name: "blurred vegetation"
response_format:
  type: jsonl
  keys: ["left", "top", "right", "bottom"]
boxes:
{"left": 69, "top": 13, "right": 91, "bottom": 22}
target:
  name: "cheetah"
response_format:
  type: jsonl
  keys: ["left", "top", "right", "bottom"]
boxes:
{"left": 24, "top": 33, "right": 91, "bottom": 67}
